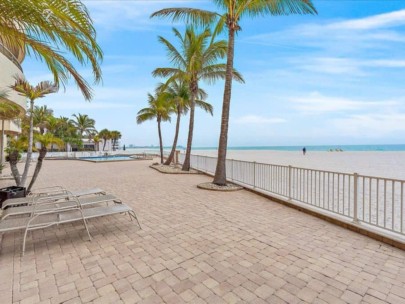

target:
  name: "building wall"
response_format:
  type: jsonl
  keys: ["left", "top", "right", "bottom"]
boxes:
{"left": 0, "top": 43, "right": 26, "bottom": 162}
{"left": 0, "top": 46, "right": 26, "bottom": 111}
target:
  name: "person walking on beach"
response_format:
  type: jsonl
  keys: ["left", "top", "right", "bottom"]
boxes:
{"left": 302, "top": 147, "right": 306, "bottom": 155}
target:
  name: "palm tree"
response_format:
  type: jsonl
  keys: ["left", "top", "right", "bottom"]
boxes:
{"left": 93, "top": 135, "right": 101, "bottom": 152}
{"left": 153, "top": 26, "right": 242, "bottom": 171}
{"left": 27, "top": 133, "right": 63, "bottom": 192}
{"left": 152, "top": 1, "right": 317, "bottom": 184}
{"left": 0, "top": 92, "right": 24, "bottom": 172}
{"left": 98, "top": 129, "right": 111, "bottom": 151}
{"left": 55, "top": 116, "right": 78, "bottom": 152}
{"left": 137, "top": 88, "right": 173, "bottom": 163}
{"left": 70, "top": 113, "right": 96, "bottom": 148}
{"left": 159, "top": 80, "right": 213, "bottom": 165}
{"left": 110, "top": 131, "right": 122, "bottom": 151}
{"left": 10, "top": 77, "right": 58, "bottom": 187}
{"left": 33, "top": 105, "right": 53, "bottom": 134}
{"left": 0, "top": 0, "right": 103, "bottom": 100}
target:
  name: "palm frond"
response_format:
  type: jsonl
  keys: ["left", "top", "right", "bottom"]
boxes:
{"left": 151, "top": 8, "right": 219, "bottom": 27}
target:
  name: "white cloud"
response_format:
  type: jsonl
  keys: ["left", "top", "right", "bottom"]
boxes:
{"left": 297, "top": 57, "right": 364, "bottom": 75}
{"left": 289, "top": 92, "right": 399, "bottom": 114}
{"left": 84, "top": 0, "right": 205, "bottom": 32}
{"left": 332, "top": 113, "right": 405, "bottom": 137}
{"left": 234, "top": 115, "right": 286, "bottom": 124}
{"left": 331, "top": 10, "right": 405, "bottom": 30}
{"left": 244, "top": 9, "right": 405, "bottom": 53}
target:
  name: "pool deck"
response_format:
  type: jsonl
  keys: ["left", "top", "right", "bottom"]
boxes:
{"left": 0, "top": 159, "right": 404, "bottom": 304}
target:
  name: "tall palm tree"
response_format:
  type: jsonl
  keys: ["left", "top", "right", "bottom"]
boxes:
{"left": 153, "top": 26, "right": 243, "bottom": 171}
{"left": 137, "top": 89, "right": 173, "bottom": 163}
{"left": 98, "top": 129, "right": 111, "bottom": 151}
{"left": 0, "top": 0, "right": 103, "bottom": 100}
{"left": 10, "top": 77, "right": 58, "bottom": 187}
{"left": 152, "top": 1, "right": 317, "bottom": 184}
{"left": 110, "top": 131, "right": 122, "bottom": 151}
{"left": 70, "top": 113, "right": 96, "bottom": 148}
{"left": 159, "top": 80, "right": 213, "bottom": 165}
{"left": 27, "top": 133, "right": 63, "bottom": 192}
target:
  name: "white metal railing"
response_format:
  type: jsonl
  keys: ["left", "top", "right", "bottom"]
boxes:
{"left": 179, "top": 153, "right": 405, "bottom": 239}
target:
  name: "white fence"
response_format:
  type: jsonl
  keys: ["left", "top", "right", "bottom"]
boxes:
{"left": 179, "top": 153, "right": 405, "bottom": 240}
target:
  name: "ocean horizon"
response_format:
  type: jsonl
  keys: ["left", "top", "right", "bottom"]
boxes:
{"left": 128, "top": 144, "right": 405, "bottom": 152}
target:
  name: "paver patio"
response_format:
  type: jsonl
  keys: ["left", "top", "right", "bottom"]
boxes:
{"left": 0, "top": 159, "right": 404, "bottom": 304}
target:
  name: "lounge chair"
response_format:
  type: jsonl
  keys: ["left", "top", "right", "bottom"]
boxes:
{"left": 1, "top": 186, "right": 106, "bottom": 209}
{"left": 1, "top": 194, "right": 120, "bottom": 219}
{"left": 0, "top": 194, "right": 141, "bottom": 255}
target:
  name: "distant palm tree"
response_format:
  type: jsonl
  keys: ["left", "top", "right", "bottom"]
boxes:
{"left": 160, "top": 80, "right": 213, "bottom": 165}
{"left": 98, "top": 129, "right": 111, "bottom": 151}
{"left": 55, "top": 116, "right": 78, "bottom": 152}
{"left": 110, "top": 131, "right": 122, "bottom": 151}
{"left": 152, "top": 1, "right": 317, "bottom": 184}
{"left": 33, "top": 105, "right": 53, "bottom": 135}
{"left": 0, "top": 0, "right": 103, "bottom": 100}
{"left": 27, "top": 133, "right": 63, "bottom": 192}
{"left": 70, "top": 113, "right": 96, "bottom": 149}
{"left": 137, "top": 89, "right": 173, "bottom": 163}
{"left": 10, "top": 77, "right": 58, "bottom": 187}
{"left": 93, "top": 135, "right": 101, "bottom": 152}
{"left": 153, "top": 26, "right": 242, "bottom": 171}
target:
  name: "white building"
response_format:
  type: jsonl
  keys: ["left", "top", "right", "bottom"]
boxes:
{"left": 0, "top": 40, "right": 26, "bottom": 162}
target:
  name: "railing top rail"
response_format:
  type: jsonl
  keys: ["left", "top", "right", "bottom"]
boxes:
{"left": 0, "top": 42, "right": 23, "bottom": 72}
{"left": 189, "top": 152, "right": 405, "bottom": 183}
{"left": 357, "top": 174, "right": 405, "bottom": 183}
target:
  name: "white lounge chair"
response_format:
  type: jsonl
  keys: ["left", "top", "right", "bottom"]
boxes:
{"left": 0, "top": 194, "right": 141, "bottom": 255}
{"left": 1, "top": 186, "right": 106, "bottom": 209}
{"left": 1, "top": 194, "right": 120, "bottom": 219}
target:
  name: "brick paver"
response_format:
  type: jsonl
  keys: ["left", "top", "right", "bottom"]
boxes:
{"left": 1, "top": 160, "right": 405, "bottom": 303}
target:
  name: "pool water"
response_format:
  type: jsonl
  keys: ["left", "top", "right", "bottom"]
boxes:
{"left": 79, "top": 155, "right": 135, "bottom": 162}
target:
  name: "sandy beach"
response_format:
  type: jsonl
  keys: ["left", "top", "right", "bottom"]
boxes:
{"left": 191, "top": 150, "right": 405, "bottom": 180}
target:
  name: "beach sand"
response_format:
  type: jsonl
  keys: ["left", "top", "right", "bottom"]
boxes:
{"left": 192, "top": 150, "right": 405, "bottom": 180}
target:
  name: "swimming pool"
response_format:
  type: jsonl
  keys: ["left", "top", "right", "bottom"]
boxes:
{"left": 79, "top": 155, "right": 136, "bottom": 162}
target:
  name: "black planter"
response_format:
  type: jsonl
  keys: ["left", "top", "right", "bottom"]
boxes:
{"left": 0, "top": 186, "right": 26, "bottom": 208}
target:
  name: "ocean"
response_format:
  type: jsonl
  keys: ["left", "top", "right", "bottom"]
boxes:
{"left": 130, "top": 144, "right": 405, "bottom": 152}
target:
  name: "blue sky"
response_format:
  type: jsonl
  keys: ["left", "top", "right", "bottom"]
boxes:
{"left": 23, "top": 0, "right": 405, "bottom": 147}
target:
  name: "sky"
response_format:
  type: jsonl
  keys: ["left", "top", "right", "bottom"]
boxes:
{"left": 23, "top": 0, "right": 405, "bottom": 148}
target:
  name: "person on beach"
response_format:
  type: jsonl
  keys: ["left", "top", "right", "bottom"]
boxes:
{"left": 302, "top": 147, "right": 306, "bottom": 155}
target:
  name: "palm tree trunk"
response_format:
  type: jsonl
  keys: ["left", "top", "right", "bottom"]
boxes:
{"left": 8, "top": 150, "right": 21, "bottom": 186}
{"left": 213, "top": 27, "right": 236, "bottom": 186}
{"left": 20, "top": 100, "right": 34, "bottom": 187}
{"left": 27, "top": 147, "right": 47, "bottom": 193}
{"left": 182, "top": 84, "right": 197, "bottom": 171}
{"left": 103, "top": 140, "right": 107, "bottom": 151}
{"left": 157, "top": 118, "right": 164, "bottom": 163}
{"left": 164, "top": 109, "right": 181, "bottom": 165}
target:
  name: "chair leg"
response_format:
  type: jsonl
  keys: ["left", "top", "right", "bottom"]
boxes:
{"left": 79, "top": 210, "right": 92, "bottom": 241}
{"left": 128, "top": 211, "right": 142, "bottom": 229}
{"left": 22, "top": 228, "right": 29, "bottom": 256}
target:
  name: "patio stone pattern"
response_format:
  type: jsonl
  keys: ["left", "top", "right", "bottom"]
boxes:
{"left": 0, "top": 160, "right": 404, "bottom": 303}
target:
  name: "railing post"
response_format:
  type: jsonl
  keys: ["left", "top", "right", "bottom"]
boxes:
{"left": 253, "top": 162, "right": 256, "bottom": 188}
{"left": 231, "top": 159, "right": 234, "bottom": 181}
{"left": 288, "top": 165, "right": 292, "bottom": 200}
{"left": 353, "top": 173, "right": 358, "bottom": 223}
